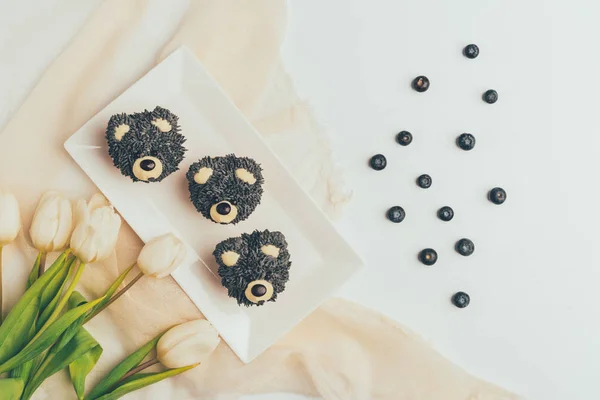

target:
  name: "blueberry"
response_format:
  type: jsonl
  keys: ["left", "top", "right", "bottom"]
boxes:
{"left": 216, "top": 202, "right": 232, "bottom": 216}
{"left": 455, "top": 238, "right": 475, "bottom": 256}
{"left": 140, "top": 159, "right": 156, "bottom": 171}
{"left": 483, "top": 89, "right": 498, "bottom": 104}
{"left": 456, "top": 133, "right": 476, "bottom": 151}
{"left": 452, "top": 291, "right": 470, "bottom": 308}
{"left": 412, "top": 76, "right": 430, "bottom": 92}
{"left": 463, "top": 44, "right": 479, "bottom": 59}
{"left": 437, "top": 206, "right": 454, "bottom": 222}
{"left": 396, "top": 131, "right": 413, "bottom": 146}
{"left": 369, "top": 154, "right": 387, "bottom": 171}
{"left": 251, "top": 284, "right": 267, "bottom": 297}
{"left": 387, "top": 206, "right": 406, "bottom": 223}
{"left": 418, "top": 248, "right": 438, "bottom": 266}
{"left": 488, "top": 187, "right": 507, "bottom": 205}
{"left": 417, "top": 174, "right": 432, "bottom": 189}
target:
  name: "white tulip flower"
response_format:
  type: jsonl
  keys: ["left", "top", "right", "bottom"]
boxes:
{"left": 157, "top": 320, "right": 220, "bottom": 369}
{"left": 29, "top": 191, "right": 73, "bottom": 252}
{"left": 137, "top": 233, "right": 186, "bottom": 279}
{"left": 70, "top": 194, "right": 121, "bottom": 264}
{"left": 0, "top": 192, "right": 21, "bottom": 246}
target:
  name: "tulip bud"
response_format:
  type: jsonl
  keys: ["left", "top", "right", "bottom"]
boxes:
{"left": 157, "top": 320, "right": 220, "bottom": 369}
{"left": 0, "top": 191, "right": 21, "bottom": 246}
{"left": 29, "top": 192, "right": 73, "bottom": 252}
{"left": 137, "top": 233, "right": 186, "bottom": 279}
{"left": 70, "top": 194, "right": 121, "bottom": 263}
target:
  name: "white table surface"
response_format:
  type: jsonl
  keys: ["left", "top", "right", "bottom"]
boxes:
{"left": 1, "top": 1, "right": 598, "bottom": 399}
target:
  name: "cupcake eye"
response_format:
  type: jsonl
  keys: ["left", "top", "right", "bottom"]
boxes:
{"left": 235, "top": 168, "right": 257, "bottom": 184}
{"left": 114, "top": 124, "right": 130, "bottom": 141}
{"left": 193, "top": 167, "right": 213, "bottom": 184}
{"left": 151, "top": 118, "right": 172, "bottom": 132}
{"left": 221, "top": 251, "right": 240, "bottom": 267}
{"left": 261, "top": 245, "right": 280, "bottom": 258}
{"left": 132, "top": 156, "right": 163, "bottom": 181}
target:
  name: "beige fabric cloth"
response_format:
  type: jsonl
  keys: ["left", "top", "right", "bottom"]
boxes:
{"left": 0, "top": 1, "right": 520, "bottom": 399}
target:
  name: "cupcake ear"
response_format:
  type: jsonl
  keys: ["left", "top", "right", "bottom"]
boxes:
{"left": 221, "top": 251, "right": 240, "bottom": 267}
{"left": 261, "top": 245, "right": 280, "bottom": 258}
{"left": 114, "top": 125, "right": 130, "bottom": 141}
{"left": 151, "top": 118, "right": 172, "bottom": 132}
{"left": 235, "top": 168, "right": 257, "bottom": 184}
{"left": 193, "top": 167, "right": 213, "bottom": 184}
{"left": 107, "top": 113, "right": 132, "bottom": 141}
{"left": 150, "top": 106, "right": 178, "bottom": 133}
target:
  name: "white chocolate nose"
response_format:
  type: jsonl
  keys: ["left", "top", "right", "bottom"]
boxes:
{"left": 133, "top": 156, "right": 163, "bottom": 181}
{"left": 209, "top": 201, "right": 238, "bottom": 224}
{"left": 245, "top": 280, "right": 274, "bottom": 304}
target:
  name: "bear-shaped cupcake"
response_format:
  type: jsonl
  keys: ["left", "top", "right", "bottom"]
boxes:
{"left": 187, "top": 154, "right": 264, "bottom": 225}
{"left": 213, "top": 230, "right": 291, "bottom": 307}
{"left": 106, "top": 106, "right": 186, "bottom": 183}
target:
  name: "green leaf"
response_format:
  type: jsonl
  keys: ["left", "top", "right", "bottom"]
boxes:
{"left": 7, "top": 313, "right": 39, "bottom": 381}
{"left": 53, "top": 291, "right": 93, "bottom": 358}
{"left": 6, "top": 256, "right": 70, "bottom": 382}
{"left": 86, "top": 333, "right": 165, "bottom": 400}
{"left": 9, "top": 254, "right": 48, "bottom": 381}
{"left": 69, "top": 291, "right": 89, "bottom": 310}
{"left": 36, "top": 257, "right": 77, "bottom": 330}
{"left": 21, "top": 328, "right": 101, "bottom": 400}
{"left": 70, "top": 344, "right": 103, "bottom": 400}
{"left": 93, "top": 366, "right": 196, "bottom": 400}
{"left": 0, "top": 251, "right": 69, "bottom": 363}
{"left": 116, "top": 372, "right": 153, "bottom": 386}
{"left": 63, "top": 292, "right": 104, "bottom": 399}
{"left": 0, "top": 296, "right": 103, "bottom": 374}
{"left": 0, "top": 378, "right": 24, "bottom": 400}
{"left": 34, "top": 262, "right": 87, "bottom": 340}
{"left": 21, "top": 292, "right": 102, "bottom": 400}
{"left": 8, "top": 359, "right": 34, "bottom": 382}
{"left": 26, "top": 253, "right": 42, "bottom": 289}
{"left": 0, "top": 296, "right": 39, "bottom": 366}
{"left": 40, "top": 255, "right": 74, "bottom": 310}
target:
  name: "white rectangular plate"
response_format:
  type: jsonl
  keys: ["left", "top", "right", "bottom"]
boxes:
{"left": 65, "top": 47, "right": 364, "bottom": 363}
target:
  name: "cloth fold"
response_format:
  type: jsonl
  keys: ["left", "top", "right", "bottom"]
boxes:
{"left": 0, "top": 1, "right": 520, "bottom": 399}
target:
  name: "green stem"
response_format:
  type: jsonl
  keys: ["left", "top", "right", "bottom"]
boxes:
{"left": 0, "top": 246, "right": 3, "bottom": 324}
{"left": 85, "top": 271, "right": 143, "bottom": 323}
{"left": 39, "top": 252, "right": 47, "bottom": 276}
{"left": 119, "top": 358, "right": 159, "bottom": 383}
{"left": 31, "top": 262, "right": 86, "bottom": 341}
